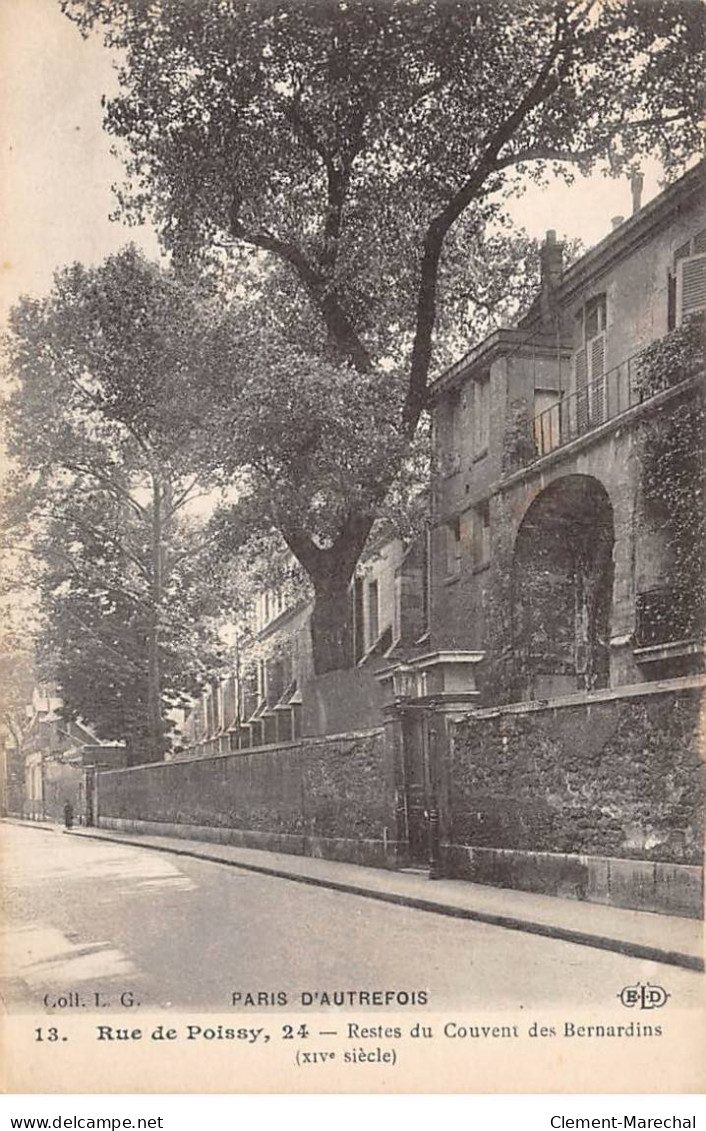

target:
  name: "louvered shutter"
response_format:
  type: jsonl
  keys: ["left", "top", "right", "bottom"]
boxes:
{"left": 575, "top": 346, "right": 588, "bottom": 433}
{"left": 678, "top": 254, "right": 706, "bottom": 322}
{"left": 692, "top": 229, "right": 706, "bottom": 254}
{"left": 589, "top": 332, "right": 606, "bottom": 423}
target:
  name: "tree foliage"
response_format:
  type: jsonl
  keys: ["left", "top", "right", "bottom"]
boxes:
{"left": 61, "top": 0, "right": 704, "bottom": 672}
{"left": 2, "top": 247, "right": 229, "bottom": 758}
{"left": 0, "top": 632, "right": 34, "bottom": 747}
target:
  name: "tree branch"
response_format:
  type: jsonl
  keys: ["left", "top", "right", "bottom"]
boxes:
{"left": 229, "top": 203, "right": 372, "bottom": 372}
{"left": 59, "top": 606, "right": 148, "bottom": 675}
{"left": 491, "top": 113, "right": 689, "bottom": 172}
{"left": 402, "top": 9, "right": 575, "bottom": 433}
{"left": 229, "top": 208, "right": 322, "bottom": 287}
{"left": 278, "top": 523, "right": 323, "bottom": 578}
{"left": 167, "top": 475, "right": 203, "bottom": 517}
{"left": 164, "top": 528, "right": 224, "bottom": 574}
{"left": 41, "top": 544, "right": 152, "bottom": 610}
{"left": 57, "top": 461, "right": 148, "bottom": 520}
{"left": 66, "top": 371, "right": 154, "bottom": 459}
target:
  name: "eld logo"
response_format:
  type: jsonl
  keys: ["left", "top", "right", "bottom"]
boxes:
{"left": 618, "top": 982, "right": 670, "bottom": 1009}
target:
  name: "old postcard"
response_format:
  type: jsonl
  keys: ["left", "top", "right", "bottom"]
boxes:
{"left": 1, "top": 0, "right": 704, "bottom": 1096}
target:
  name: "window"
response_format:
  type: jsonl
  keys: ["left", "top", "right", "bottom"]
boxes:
{"left": 393, "top": 574, "right": 401, "bottom": 643}
{"left": 678, "top": 254, "right": 706, "bottom": 322}
{"left": 583, "top": 294, "right": 606, "bottom": 342}
{"left": 439, "top": 390, "right": 462, "bottom": 476}
{"left": 444, "top": 517, "right": 462, "bottom": 578}
{"left": 266, "top": 658, "right": 285, "bottom": 706}
{"left": 669, "top": 229, "right": 706, "bottom": 329}
{"left": 472, "top": 502, "right": 491, "bottom": 570}
{"left": 574, "top": 294, "right": 607, "bottom": 429}
{"left": 471, "top": 374, "right": 490, "bottom": 458}
{"left": 367, "top": 579, "right": 379, "bottom": 647}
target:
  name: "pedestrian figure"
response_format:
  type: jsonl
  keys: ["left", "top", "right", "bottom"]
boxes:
{"left": 63, "top": 800, "right": 74, "bottom": 829}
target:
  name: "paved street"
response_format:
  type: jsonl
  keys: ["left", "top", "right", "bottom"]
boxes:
{"left": 1, "top": 823, "right": 702, "bottom": 1013}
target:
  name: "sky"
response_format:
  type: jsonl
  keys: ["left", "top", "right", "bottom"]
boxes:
{"left": 0, "top": 0, "right": 667, "bottom": 324}
{"left": 0, "top": 0, "right": 161, "bottom": 323}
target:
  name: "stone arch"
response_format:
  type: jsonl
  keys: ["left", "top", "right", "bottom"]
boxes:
{"left": 511, "top": 475, "right": 614, "bottom": 700}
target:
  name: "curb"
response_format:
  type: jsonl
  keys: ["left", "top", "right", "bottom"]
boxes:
{"left": 66, "top": 828, "right": 704, "bottom": 974}
{"left": 2, "top": 817, "right": 60, "bottom": 833}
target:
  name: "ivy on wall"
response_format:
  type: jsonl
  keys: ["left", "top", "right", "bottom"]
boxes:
{"left": 637, "top": 318, "right": 705, "bottom": 638}
{"left": 480, "top": 562, "right": 520, "bottom": 705}
{"left": 502, "top": 399, "right": 536, "bottom": 474}
{"left": 634, "top": 315, "right": 703, "bottom": 398}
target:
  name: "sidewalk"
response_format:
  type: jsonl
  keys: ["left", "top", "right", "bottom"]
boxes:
{"left": 52, "top": 822, "right": 703, "bottom": 973}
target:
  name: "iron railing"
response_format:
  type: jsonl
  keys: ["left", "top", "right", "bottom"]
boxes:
{"left": 530, "top": 351, "right": 641, "bottom": 463}
{"left": 524, "top": 324, "right": 703, "bottom": 467}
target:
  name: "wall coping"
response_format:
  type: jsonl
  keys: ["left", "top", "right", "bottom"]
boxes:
{"left": 100, "top": 726, "right": 386, "bottom": 776}
{"left": 466, "top": 673, "right": 706, "bottom": 720}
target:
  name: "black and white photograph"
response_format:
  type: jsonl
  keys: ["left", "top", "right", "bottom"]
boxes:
{"left": 0, "top": 0, "right": 704, "bottom": 1097}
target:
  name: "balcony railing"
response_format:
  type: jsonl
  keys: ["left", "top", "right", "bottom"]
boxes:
{"left": 518, "top": 322, "right": 703, "bottom": 469}
{"left": 530, "top": 352, "right": 641, "bottom": 463}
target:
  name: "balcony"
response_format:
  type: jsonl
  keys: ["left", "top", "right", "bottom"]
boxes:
{"left": 511, "top": 320, "right": 704, "bottom": 470}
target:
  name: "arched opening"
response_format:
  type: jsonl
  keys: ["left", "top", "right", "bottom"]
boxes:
{"left": 512, "top": 475, "right": 614, "bottom": 700}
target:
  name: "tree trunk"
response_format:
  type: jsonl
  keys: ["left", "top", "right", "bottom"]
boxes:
{"left": 304, "top": 516, "right": 375, "bottom": 676}
{"left": 310, "top": 571, "right": 354, "bottom": 675}
{"left": 147, "top": 476, "right": 165, "bottom": 760}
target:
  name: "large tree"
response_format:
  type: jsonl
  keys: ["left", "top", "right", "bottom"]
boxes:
{"left": 63, "top": 0, "right": 704, "bottom": 672}
{"left": 28, "top": 483, "right": 226, "bottom": 756}
{"left": 2, "top": 247, "right": 227, "bottom": 759}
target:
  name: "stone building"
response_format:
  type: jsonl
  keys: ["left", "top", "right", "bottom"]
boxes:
{"left": 89, "top": 163, "right": 705, "bottom": 919}
{"left": 384, "top": 161, "right": 705, "bottom": 914}
{"left": 20, "top": 685, "right": 127, "bottom": 824}
{"left": 181, "top": 530, "right": 429, "bottom": 757}
{"left": 427, "top": 162, "right": 704, "bottom": 699}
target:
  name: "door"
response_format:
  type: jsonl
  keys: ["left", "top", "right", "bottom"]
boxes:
{"left": 402, "top": 713, "right": 430, "bottom": 865}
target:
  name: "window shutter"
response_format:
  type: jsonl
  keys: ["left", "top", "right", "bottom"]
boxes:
{"left": 674, "top": 239, "right": 692, "bottom": 265}
{"left": 678, "top": 254, "right": 706, "bottom": 322}
{"left": 589, "top": 332, "right": 605, "bottom": 378}
{"left": 575, "top": 346, "right": 588, "bottom": 433}
{"left": 589, "top": 332, "right": 606, "bottom": 423}
{"left": 445, "top": 518, "right": 461, "bottom": 577}
{"left": 692, "top": 229, "right": 706, "bottom": 254}
{"left": 575, "top": 346, "right": 587, "bottom": 386}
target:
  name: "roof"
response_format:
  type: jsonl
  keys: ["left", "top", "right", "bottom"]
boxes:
{"left": 432, "top": 158, "right": 706, "bottom": 399}
{"left": 542, "top": 158, "right": 705, "bottom": 311}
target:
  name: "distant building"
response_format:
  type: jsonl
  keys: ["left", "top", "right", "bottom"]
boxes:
{"left": 20, "top": 685, "right": 127, "bottom": 823}
{"left": 0, "top": 723, "right": 23, "bottom": 817}
{"left": 181, "top": 529, "right": 429, "bottom": 756}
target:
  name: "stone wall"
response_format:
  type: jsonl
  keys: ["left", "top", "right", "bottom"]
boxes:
{"left": 97, "top": 727, "right": 400, "bottom": 868}
{"left": 444, "top": 684, "right": 704, "bottom": 915}
{"left": 301, "top": 670, "right": 385, "bottom": 737}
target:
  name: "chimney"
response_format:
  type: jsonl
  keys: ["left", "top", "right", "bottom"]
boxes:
{"left": 630, "top": 171, "right": 644, "bottom": 215}
{"left": 540, "top": 229, "right": 564, "bottom": 321}
{"left": 611, "top": 215, "right": 625, "bottom": 231}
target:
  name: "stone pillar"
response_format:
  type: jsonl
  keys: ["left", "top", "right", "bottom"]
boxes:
{"left": 382, "top": 703, "right": 409, "bottom": 867}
